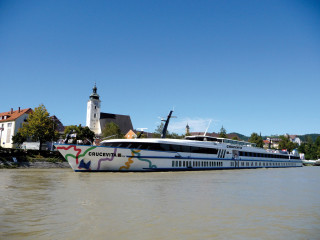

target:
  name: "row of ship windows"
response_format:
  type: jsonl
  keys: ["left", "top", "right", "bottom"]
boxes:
{"left": 172, "top": 160, "right": 224, "bottom": 168}
{"left": 231, "top": 161, "right": 298, "bottom": 167}
{"left": 171, "top": 161, "right": 298, "bottom": 168}
{"left": 239, "top": 151, "right": 300, "bottom": 160}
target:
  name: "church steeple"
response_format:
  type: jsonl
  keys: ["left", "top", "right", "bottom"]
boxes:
{"left": 87, "top": 83, "right": 101, "bottom": 135}
{"left": 90, "top": 83, "right": 100, "bottom": 100}
{"left": 185, "top": 123, "right": 190, "bottom": 136}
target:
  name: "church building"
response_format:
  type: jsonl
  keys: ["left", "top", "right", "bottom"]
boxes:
{"left": 86, "top": 84, "right": 133, "bottom": 135}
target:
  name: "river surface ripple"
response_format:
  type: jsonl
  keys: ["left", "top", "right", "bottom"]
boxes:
{"left": 1, "top": 167, "right": 320, "bottom": 240}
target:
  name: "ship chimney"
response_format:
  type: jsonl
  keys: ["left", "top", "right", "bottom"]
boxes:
{"left": 11, "top": 108, "right": 13, "bottom": 114}
{"left": 18, "top": 107, "right": 20, "bottom": 113}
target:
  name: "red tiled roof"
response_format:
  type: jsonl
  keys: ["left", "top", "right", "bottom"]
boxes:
{"left": 0, "top": 108, "right": 32, "bottom": 122}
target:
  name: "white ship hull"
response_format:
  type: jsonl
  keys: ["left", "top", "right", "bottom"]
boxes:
{"left": 55, "top": 143, "right": 303, "bottom": 172}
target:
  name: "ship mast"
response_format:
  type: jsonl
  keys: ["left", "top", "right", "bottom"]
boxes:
{"left": 161, "top": 110, "right": 174, "bottom": 138}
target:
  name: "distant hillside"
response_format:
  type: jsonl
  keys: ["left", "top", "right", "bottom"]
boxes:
{"left": 297, "top": 134, "right": 320, "bottom": 142}
{"left": 229, "top": 132, "right": 249, "bottom": 141}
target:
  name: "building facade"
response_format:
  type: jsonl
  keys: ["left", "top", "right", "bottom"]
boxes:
{"left": 0, "top": 108, "right": 32, "bottom": 148}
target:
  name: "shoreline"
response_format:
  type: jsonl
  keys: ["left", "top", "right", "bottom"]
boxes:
{"left": 0, "top": 160, "right": 70, "bottom": 169}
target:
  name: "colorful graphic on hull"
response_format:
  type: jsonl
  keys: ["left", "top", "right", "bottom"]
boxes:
{"left": 119, "top": 150, "right": 157, "bottom": 170}
{"left": 96, "top": 148, "right": 118, "bottom": 170}
{"left": 57, "top": 145, "right": 96, "bottom": 170}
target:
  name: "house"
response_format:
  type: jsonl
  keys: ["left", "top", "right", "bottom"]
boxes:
{"left": 0, "top": 107, "right": 32, "bottom": 148}
{"left": 266, "top": 137, "right": 281, "bottom": 149}
{"left": 288, "top": 135, "right": 302, "bottom": 146}
{"left": 125, "top": 130, "right": 137, "bottom": 139}
{"left": 86, "top": 84, "right": 133, "bottom": 135}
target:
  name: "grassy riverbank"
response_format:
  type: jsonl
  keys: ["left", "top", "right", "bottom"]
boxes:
{"left": 0, "top": 148, "right": 68, "bottom": 169}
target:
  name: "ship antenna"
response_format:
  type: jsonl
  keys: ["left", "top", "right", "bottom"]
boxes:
{"left": 204, "top": 120, "right": 212, "bottom": 136}
{"left": 161, "top": 110, "right": 175, "bottom": 138}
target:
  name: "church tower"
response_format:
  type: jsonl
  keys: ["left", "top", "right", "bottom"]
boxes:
{"left": 86, "top": 83, "right": 101, "bottom": 135}
{"left": 185, "top": 123, "right": 190, "bottom": 136}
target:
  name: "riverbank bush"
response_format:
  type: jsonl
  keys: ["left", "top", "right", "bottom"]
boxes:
{"left": 0, "top": 148, "right": 65, "bottom": 164}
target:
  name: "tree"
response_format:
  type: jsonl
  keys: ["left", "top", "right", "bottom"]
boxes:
{"left": 13, "top": 104, "right": 58, "bottom": 150}
{"left": 153, "top": 122, "right": 184, "bottom": 139}
{"left": 12, "top": 132, "right": 27, "bottom": 147}
{"left": 153, "top": 122, "right": 165, "bottom": 138}
{"left": 299, "top": 136, "right": 317, "bottom": 160}
{"left": 249, "top": 132, "right": 263, "bottom": 148}
{"left": 63, "top": 125, "right": 95, "bottom": 144}
{"left": 77, "top": 125, "right": 95, "bottom": 144}
{"left": 278, "top": 135, "right": 297, "bottom": 153}
{"left": 102, "top": 122, "right": 123, "bottom": 139}
{"left": 219, "top": 126, "right": 227, "bottom": 138}
{"left": 315, "top": 136, "right": 320, "bottom": 147}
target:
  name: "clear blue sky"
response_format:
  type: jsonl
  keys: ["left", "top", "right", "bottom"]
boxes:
{"left": 1, "top": 0, "right": 319, "bottom": 136}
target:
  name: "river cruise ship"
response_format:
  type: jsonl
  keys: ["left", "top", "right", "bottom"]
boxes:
{"left": 55, "top": 112, "right": 302, "bottom": 172}
{"left": 55, "top": 136, "right": 302, "bottom": 172}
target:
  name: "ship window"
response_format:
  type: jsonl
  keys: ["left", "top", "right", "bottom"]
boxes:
{"left": 171, "top": 144, "right": 181, "bottom": 152}
{"left": 191, "top": 147, "right": 200, "bottom": 153}
{"left": 181, "top": 145, "right": 191, "bottom": 152}
{"left": 160, "top": 144, "right": 170, "bottom": 151}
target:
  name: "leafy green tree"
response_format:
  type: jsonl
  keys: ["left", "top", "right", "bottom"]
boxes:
{"left": 77, "top": 125, "right": 95, "bottom": 144}
{"left": 315, "top": 136, "right": 320, "bottom": 147}
{"left": 278, "top": 135, "right": 297, "bottom": 153}
{"left": 153, "top": 122, "right": 165, "bottom": 138}
{"left": 153, "top": 122, "right": 185, "bottom": 139}
{"left": 12, "top": 132, "right": 27, "bottom": 147}
{"left": 249, "top": 132, "right": 263, "bottom": 148}
{"left": 102, "top": 122, "right": 123, "bottom": 139}
{"left": 63, "top": 125, "right": 95, "bottom": 144}
{"left": 298, "top": 136, "right": 318, "bottom": 160}
{"left": 219, "top": 126, "right": 227, "bottom": 138}
{"left": 12, "top": 104, "right": 58, "bottom": 150}
{"left": 167, "top": 132, "right": 184, "bottom": 139}
{"left": 305, "top": 136, "right": 317, "bottom": 159}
